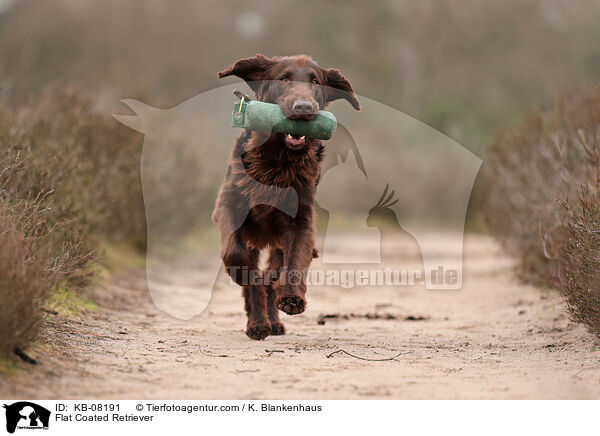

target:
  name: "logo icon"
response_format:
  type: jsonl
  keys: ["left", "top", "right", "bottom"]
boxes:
{"left": 113, "top": 83, "right": 482, "bottom": 319}
{"left": 3, "top": 402, "right": 50, "bottom": 434}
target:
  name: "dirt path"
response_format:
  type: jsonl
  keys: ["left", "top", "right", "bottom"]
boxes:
{"left": 2, "top": 234, "right": 600, "bottom": 399}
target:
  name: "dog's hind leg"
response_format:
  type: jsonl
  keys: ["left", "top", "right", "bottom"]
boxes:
{"left": 264, "top": 248, "right": 285, "bottom": 335}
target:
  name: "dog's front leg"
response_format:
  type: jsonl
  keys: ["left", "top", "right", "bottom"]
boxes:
{"left": 221, "top": 232, "right": 271, "bottom": 340}
{"left": 275, "top": 204, "right": 315, "bottom": 315}
{"left": 241, "top": 248, "right": 271, "bottom": 340}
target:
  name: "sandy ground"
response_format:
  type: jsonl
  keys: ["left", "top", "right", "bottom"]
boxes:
{"left": 1, "top": 233, "right": 600, "bottom": 400}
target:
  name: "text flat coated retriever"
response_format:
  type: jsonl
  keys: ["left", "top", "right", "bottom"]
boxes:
{"left": 213, "top": 54, "right": 360, "bottom": 339}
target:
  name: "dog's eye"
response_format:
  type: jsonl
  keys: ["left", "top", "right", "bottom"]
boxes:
{"left": 311, "top": 79, "right": 319, "bottom": 86}
{"left": 280, "top": 77, "right": 289, "bottom": 83}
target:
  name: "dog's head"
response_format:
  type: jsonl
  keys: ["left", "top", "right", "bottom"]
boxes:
{"left": 218, "top": 54, "right": 360, "bottom": 149}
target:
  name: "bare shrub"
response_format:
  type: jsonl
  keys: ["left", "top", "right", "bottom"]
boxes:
{"left": 12, "top": 86, "right": 147, "bottom": 248}
{"left": 0, "top": 200, "right": 58, "bottom": 353}
{"left": 0, "top": 85, "right": 145, "bottom": 354}
{"left": 558, "top": 180, "right": 600, "bottom": 336}
{"left": 486, "top": 87, "right": 600, "bottom": 334}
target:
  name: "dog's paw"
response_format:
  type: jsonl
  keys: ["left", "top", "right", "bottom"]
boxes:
{"left": 277, "top": 295, "right": 306, "bottom": 315}
{"left": 246, "top": 321, "right": 271, "bottom": 340}
{"left": 270, "top": 322, "right": 286, "bottom": 335}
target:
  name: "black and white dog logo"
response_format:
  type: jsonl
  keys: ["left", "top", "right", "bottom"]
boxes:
{"left": 3, "top": 402, "right": 50, "bottom": 433}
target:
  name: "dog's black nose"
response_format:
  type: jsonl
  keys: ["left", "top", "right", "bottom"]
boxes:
{"left": 292, "top": 100, "right": 315, "bottom": 115}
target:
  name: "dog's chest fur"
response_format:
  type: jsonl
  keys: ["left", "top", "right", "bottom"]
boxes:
{"left": 241, "top": 134, "right": 321, "bottom": 187}
{"left": 234, "top": 132, "right": 323, "bottom": 248}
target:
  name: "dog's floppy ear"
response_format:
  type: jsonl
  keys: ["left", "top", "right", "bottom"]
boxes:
{"left": 323, "top": 68, "right": 361, "bottom": 111}
{"left": 218, "top": 54, "right": 275, "bottom": 94}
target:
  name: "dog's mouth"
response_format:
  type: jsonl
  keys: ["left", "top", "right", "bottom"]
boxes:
{"left": 284, "top": 133, "right": 306, "bottom": 149}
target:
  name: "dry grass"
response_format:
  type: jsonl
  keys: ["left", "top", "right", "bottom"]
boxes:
{"left": 486, "top": 87, "right": 600, "bottom": 335}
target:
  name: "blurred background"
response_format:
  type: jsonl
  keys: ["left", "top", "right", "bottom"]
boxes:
{"left": 2, "top": 0, "right": 600, "bottom": 152}
{"left": 1, "top": 0, "right": 600, "bottom": 351}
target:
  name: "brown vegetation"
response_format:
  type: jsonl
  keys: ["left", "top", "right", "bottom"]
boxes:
{"left": 0, "top": 87, "right": 144, "bottom": 354}
{"left": 486, "top": 87, "right": 600, "bottom": 335}
{"left": 558, "top": 182, "right": 600, "bottom": 335}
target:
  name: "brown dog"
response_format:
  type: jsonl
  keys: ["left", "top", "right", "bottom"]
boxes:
{"left": 212, "top": 54, "right": 360, "bottom": 339}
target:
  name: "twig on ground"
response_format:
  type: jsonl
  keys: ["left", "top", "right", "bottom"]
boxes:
{"left": 265, "top": 349, "right": 285, "bottom": 356}
{"left": 317, "top": 312, "right": 428, "bottom": 325}
{"left": 14, "top": 346, "right": 37, "bottom": 365}
{"left": 325, "top": 349, "right": 408, "bottom": 362}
